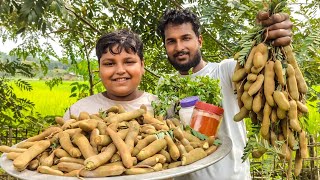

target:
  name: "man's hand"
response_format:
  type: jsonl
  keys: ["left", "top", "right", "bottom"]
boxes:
{"left": 257, "top": 11, "right": 293, "bottom": 46}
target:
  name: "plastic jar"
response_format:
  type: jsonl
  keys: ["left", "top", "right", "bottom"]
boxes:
{"left": 190, "top": 101, "right": 224, "bottom": 137}
{"left": 179, "top": 96, "right": 200, "bottom": 125}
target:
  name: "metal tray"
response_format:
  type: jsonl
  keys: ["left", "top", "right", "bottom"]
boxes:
{"left": 0, "top": 135, "right": 232, "bottom": 180}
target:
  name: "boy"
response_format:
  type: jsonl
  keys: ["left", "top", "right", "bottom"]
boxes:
{"left": 63, "top": 29, "right": 157, "bottom": 120}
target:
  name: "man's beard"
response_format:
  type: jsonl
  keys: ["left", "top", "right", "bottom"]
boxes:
{"left": 168, "top": 50, "right": 201, "bottom": 72}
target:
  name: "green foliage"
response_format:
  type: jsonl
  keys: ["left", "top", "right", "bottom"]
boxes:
{"left": 152, "top": 73, "right": 221, "bottom": 117}
{"left": 69, "top": 81, "right": 90, "bottom": 100}
{"left": 0, "top": 54, "right": 36, "bottom": 129}
{"left": 45, "top": 77, "right": 63, "bottom": 90}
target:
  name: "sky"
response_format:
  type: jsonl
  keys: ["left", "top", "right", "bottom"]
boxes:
{"left": 0, "top": 1, "right": 318, "bottom": 56}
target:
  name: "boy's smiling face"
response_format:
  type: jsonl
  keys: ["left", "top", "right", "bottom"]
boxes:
{"left": 99, "top": 46, "right": 144, "bottom": 101}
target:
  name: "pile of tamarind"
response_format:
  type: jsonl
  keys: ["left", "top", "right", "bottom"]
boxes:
{"left": 232, "top": 42, "right": 308, "bottom": 176}
{"left": 0, "top": 105, "right": 219, "bottom": 178}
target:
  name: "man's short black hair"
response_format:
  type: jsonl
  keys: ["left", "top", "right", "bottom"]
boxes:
{"left": 157, "top": 8, "right": 201, "bottom": 41}
{"left": 95, "top": 29, "right": 143, "bottom": 63}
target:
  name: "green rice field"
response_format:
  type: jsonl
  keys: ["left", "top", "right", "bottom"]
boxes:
{"left": 11, "top": 80, "right": 79, "bottom": 117}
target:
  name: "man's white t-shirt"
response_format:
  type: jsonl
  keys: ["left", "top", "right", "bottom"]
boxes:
{"left": 175, "top": 59, "right": 251, "bottom": 180}
{"left": 63, "top": 92, "right": 157, "bottom": 120}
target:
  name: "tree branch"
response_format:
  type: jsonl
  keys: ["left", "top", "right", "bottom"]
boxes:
{"left": 63, "top": 5, "right": 101, "bottom": 34}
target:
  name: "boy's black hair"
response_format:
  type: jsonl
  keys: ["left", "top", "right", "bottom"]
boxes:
{"left": 95, "top": 29, "right": 143, "bottom": 63}
{"left": 157, "top": 8, "right": 201, "bottom": 41}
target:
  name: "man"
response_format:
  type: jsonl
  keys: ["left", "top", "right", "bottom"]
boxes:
{"left": 157, "top": 9, "right": 292, "bottom": 179}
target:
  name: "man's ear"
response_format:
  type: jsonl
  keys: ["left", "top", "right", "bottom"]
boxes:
{"left": 198, "top": 35, "right": 203, "bottom": 48}
{"left": 141, "top": 60, "right": 145, "bottom": 74}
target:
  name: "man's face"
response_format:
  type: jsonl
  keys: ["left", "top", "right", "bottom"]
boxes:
{"left": 164, "top": 23, "right": 203, "bottom": 72}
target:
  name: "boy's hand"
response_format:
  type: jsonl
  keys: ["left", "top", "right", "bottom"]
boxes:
{"left": 257, "top": 11, "right": 293, "bottom": 46}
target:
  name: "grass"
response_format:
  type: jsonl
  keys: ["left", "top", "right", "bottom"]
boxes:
{"left": 11, "top": 80, "right": 79, "bottom": 117}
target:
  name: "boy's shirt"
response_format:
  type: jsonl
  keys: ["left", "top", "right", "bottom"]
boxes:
{"left": 63, "top": 92, "right": 157, "bottom": 120}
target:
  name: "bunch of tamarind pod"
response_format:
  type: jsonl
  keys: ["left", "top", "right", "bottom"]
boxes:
{"left": 0, "top": 105, "right": 219, "bottom": 178}
{"left": 232, "top": 41, "right": 309, "bottom": 176}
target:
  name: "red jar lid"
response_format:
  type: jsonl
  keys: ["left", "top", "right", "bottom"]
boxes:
{"left": 195, "top": 101, "right": 224, "bottom": 115}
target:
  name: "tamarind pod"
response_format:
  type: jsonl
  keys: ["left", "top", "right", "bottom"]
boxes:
{"left": 288, "top": 100, "right": 301, "bottom": 132}
{"left": 274, "top": 60, "right": 285, "bottom": 86}
{"left": 61, "top": 119, "right": 77, "bottom": 130}
{"left": 54, "top": 148, "right": 71, "bottom": 159}
{"left": 168, "top": 161, "right": 182, "bottom": 169}
{"left": 55, "top": 117, "right": 64, "bottom": 126}
{"left": 73, "top": 133, "right": 97, "bottom": 159}
{"left": 106, "top": 106, "right": 120, "bottom": 114}
{"left": 26, "top": 126, "right": 62, "bottom": 142}
{"left": 0, "top": 146, "right": 27, "bottom": 153}
{"left": 79, "top": 119, "right": 100, "bottom": 132}
{"left": 287, "top": 129, "right": 297, "bottom": 150}
{"left": 97, "top": 121, "right": 107, "bottom": 135}
{"left": 256, "top": 110, "right": 263, "bottom": 122}
{"left": 236, "top": 82, "right": 244, "bottom": 108}
{"left": 27, "top": 159, "right": 39, "bottom": 171}
{"left": 6, "top": 152, "right": 22, "bottom": 160}
{"left": 252, "top": 91, "right": 263, "bottom": 113}
{"left": 57, "top": 162, "right": 84, "bottom": 172}
{"left": 181, "top": 148, "right": 207, "bottom": 165}
{"left": 247, "top": 73, "right": 258, "bottom": 81}
{"left": 299, "top": 130, "right": 308, "bottom": 159}
{"left": 248, "top": 74, "right": 264, "bottom": 96}
{"left": 241, "top": 91, "right": 253, "bottom": 110}
{"left": 182, "top": 131, "right": 201, "bottom": 143}
{"left": 105, "top": 127, "right": 133, "bottom": 168}
{"left": 251, "top": 66, "right": 264, "bottom": 74}
{"left": 296, "top": 101, "right": 308, "bottom": 113}
{"left": 253, "top": 52, "right": 266, "bottom": 69}
{"left": 143, "top": 114, "right": 169, "bottom": 131}
{"left": 270, "top": 131, "right": 277, "bottom": 147}
{"left": 125, "top": 120, "right": 140, "bottom": 153}
{"left": 232, "top": 68, "right": 247, "bottom": 82}
{"left": 277, "top": 107, "right": 287, "bottom": 119}
{"left": 233, "top": 107, "right": 249, "bottom": 122}
{"left": 252, "top": 147, "right": 266, "bottom": 158}
{"left": 294, "top": 150, "right": 303, "bottom": 177}
{"left": 284, "top": 46, "right": 307, "bottom": 93}
{"left": 80, "top": 162, "right": 125, "bottom": 177}
{"left": 287, "top": 64, "right": 299, "bottom": 100}
{"left": 281, "top": 143, "right": 292, "bottom": 161}
{"left": 160, "top": 149, "right": 171, "bottom": 163}
{"left": 37, "top": 166, "right": 64, "bottom": 176}
{"left": 59, "top": 157, "right": 84, "bottom": 164}
{"left": 244, "top": 81, "right": 253, "bottom": 91}
{"left": 59, "top": 131, "right": 81, "bottom": 158}
{"left": 234, "top": 52, "right": 240, "bottom": 60}
{"left": 205, "top": 145, "right": 218, "bottom": 155}
{"left": 261, "top": 102, "right": 271, "bottom": 140}
{"left": 283, "top": 46, "right": 298, "bottom": 68}
{"left": 132, "top": 135, "right": 158, "bottom": 156}
{"left": 90, "top": 114, "right": 104, "bottom": 121}
{"left": 244, "top": 46, "right": 257, "bottom": 73}
{"left": 84, "top": 143, "right": 117, "bottom": 170}
{"left": 294, "top": 66, "right": 308, "bottom": 94}
{"left": 280, "top": 119, "right": 288, "bottom": 140}
{"left": 270, "top": 108, "right": 278, "bottom": 123}
{"left": 136, "top": 139, "right": 167, "bottom": 161}
{"left": 264, "top": 61, "right": 275, "bottom": 107}
{"left": 164, "top": 135, "right": 180, "bottom": 161}
{"left": 78, "top": 111, "right": 90, "bottom": 120}
{"left": 13, "top": 140, "right": 51, "bottom": 171}
{"left": 249, "top": 111, "right": 258, "bottom": 125}
{"left": 107, "top": 109, "right": 145, "bottom": 123}
{"left": 110, "top": 153, "right": 121, "bottom": 163}
{"left": 137, "top": 154, "right": 166, "bottom": 166}
{"left": 273, "top": 91, "right": 290, "bottom": 111}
